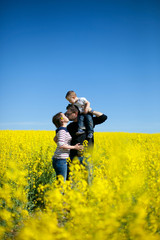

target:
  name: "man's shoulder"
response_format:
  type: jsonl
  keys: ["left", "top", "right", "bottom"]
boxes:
{"left": 67, "top": 122, "right": 77, "bottom": 127}
{"left": 67, "top": 122, "right": 78, "bottom": 131}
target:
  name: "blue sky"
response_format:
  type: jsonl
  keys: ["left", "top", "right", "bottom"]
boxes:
{"left": 0, "top": 0, "right": 160, "bottom": 133}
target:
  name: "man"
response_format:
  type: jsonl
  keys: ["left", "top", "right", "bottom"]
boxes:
{"left": 54, "top": 104, "right": 107, "bottom": 180}
{"left": 65, "top": 104, "right": 108, "bottom": 161}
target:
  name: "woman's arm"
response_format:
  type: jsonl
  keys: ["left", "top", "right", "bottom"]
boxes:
{"left": 57, "top": 130, "right": 83, "bottom": 151}
{"left": 60, "top": 143, "right": 83, "bottom": 150}
{"left": 54, "top": 135, "right": 81, "bottom": 149}
{"left": 54, "top": 135, "right": 58, "bottom": 143}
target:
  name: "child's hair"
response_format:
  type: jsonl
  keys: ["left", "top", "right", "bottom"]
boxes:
{"left": 52, "top": 112, "right": 63, "bottom": 128}
{"left": 65, "top": 90, "right": 77, "bottom": 99}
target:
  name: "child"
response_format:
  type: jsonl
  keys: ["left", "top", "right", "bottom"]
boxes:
{"left": 52, "top": 112, "right": 83, "bottom": 181}
{"left": 65, "top": 90, "right": 94, "bottom": 138}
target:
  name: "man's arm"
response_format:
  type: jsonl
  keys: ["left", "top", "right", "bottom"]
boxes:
{"left": 91, "top": 110, "right": 103, "bottom": 117}
{"left": 92, "top": 111, "right": 108, "bottom": 126}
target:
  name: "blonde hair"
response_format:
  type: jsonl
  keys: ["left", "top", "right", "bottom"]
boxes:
{"left": 65, "top": 90, "right": 77, "bottom": 99}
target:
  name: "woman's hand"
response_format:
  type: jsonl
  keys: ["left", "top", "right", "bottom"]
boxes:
{"left": 74, "top": 143, "right": 84, "bottom": 151}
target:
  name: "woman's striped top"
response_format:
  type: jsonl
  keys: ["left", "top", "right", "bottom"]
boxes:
{"left": 53, "top": 127, "right": 72, "bottom": 159}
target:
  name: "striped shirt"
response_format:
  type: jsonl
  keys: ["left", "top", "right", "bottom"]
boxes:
{"left": 53, "top": 127, "right": 72, "bottom": 159}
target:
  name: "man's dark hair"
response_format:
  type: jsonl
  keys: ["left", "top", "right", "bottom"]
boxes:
{"left": 66, "top": 104, "right": 79, "bottom": 113}
{"left": 52, "top": 112, "right": 62, "bottom": 128}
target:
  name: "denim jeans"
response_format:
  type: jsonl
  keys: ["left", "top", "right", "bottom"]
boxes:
{"left": 67, "top": 156, "right": 93, "bottom": 184}
{"left": 79, "top": 156, "right": 93, "bottom": 185}
{"left": 52, "top": 157, "right": 67, "bottom": 181}
{"left": 78, "top": 113, "right": 94, "bottom": 133}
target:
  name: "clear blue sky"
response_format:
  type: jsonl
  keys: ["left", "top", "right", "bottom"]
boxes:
{"left": 0, "top": 0, "right": 160, "bottom": 133}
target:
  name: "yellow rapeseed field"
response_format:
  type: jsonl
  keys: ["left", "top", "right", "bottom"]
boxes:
{"left": 0, "top": 130, "right": 160, "bottom": 240}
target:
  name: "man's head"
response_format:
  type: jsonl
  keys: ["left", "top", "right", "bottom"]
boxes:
{"left": 65, "top": 104, "right": 79, "bottom": 122}
{"left": 65, "top": 90, "right": 78, "bottom": 104}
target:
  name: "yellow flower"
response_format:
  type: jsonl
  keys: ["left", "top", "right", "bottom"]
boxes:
{"left": 0, "top": 130, "right": 160, "bottom": 239}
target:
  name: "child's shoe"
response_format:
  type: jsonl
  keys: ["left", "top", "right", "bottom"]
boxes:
{"left": 87, "top": 133, "right": 93, "bottom": 138}
{"left": 76, "top": 129, "right": 85, "bottom": 135}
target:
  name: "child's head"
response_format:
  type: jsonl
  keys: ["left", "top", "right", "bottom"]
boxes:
{"left": 65, "top": 90, "right": 78, "bottom": 104}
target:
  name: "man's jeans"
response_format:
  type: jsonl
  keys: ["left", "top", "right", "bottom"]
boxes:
{"left": 67, "top": 156, "right": 93, "bottom": 185}
{"left": 78, "top": 113, "right": 94, "bottom": 133}
{"left": 52, "top": 157, "right": 67, "bottom": 181}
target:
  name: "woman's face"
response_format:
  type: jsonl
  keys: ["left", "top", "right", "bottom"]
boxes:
{"left": 60, "top": 113, "right": 69, "bottom": 123}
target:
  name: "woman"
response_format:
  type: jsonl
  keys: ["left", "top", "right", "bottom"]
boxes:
{"left": 52, "top": 112, "right": 83, "bottom": 181}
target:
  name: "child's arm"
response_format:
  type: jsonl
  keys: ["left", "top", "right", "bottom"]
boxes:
{"left": 84, "top": 100, "right": 91, "bottom": 114}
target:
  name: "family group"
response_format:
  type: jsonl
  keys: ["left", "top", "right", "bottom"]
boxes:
{"left": 52, "top": 90, "right": 107, "bottom": 181}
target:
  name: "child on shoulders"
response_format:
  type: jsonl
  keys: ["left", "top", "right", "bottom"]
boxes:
{"left": 65, "top": 90, "right": 94, "bottom": 139}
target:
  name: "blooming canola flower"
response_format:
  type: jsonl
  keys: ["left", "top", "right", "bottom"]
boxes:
{"left": 0, "top": 130, "right": 160, "bottom": 240}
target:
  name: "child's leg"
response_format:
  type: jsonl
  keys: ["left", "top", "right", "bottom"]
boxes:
{"left": 78, "top": 114, "right": 85, "bottom": 130}
{"left": 76, "top": 114, "right": 85, "bottom": 135}
{"left": 84, "top": 114, "right": 94, "bottom": 138}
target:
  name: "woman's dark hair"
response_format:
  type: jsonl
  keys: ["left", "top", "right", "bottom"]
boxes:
{"left": 52, "top": 112, "right": 62, "bottom": 128}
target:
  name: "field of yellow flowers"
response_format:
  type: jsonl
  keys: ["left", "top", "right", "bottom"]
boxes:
{"left": 0, "top": 130, "right": 160, "bottom": 240}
